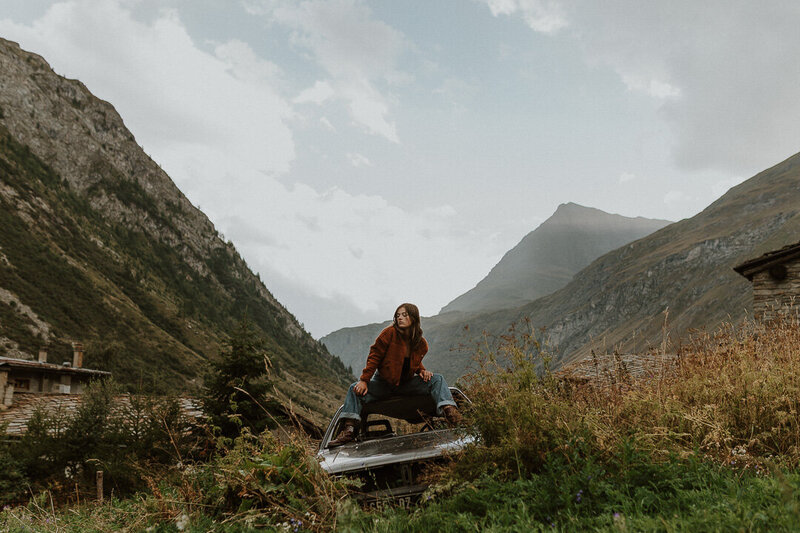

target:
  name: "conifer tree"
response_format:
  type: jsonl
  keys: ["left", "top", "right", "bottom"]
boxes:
{"left": 202, "top": 316, "right": 281, "bottom": 437}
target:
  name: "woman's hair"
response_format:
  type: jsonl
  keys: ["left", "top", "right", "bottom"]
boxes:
{"left": 393, "top": 302, "right": 423, "bottom": 347}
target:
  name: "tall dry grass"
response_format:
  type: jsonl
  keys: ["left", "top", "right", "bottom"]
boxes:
{"left": 457, "top": 316, "right": 800, "bottom": 479}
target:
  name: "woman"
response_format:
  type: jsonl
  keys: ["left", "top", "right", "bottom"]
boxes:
{"left": 329, "top": 303, "right": 462, "bottom": 447}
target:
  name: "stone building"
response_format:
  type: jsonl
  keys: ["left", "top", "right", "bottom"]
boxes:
{"left": 734, "top": 241, "right": 800, "bottom": 322}
{"left": 0, "top": 342, "right": 110, "bottom": 409}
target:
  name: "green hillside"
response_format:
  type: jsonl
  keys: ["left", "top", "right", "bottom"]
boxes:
{"left": 6, "top": 319, "right": 800, "bottom": 530}
{"left": 0, "top": 38, "right": 348, "bottom": 418}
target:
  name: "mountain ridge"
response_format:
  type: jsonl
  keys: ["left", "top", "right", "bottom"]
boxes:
{"left": 440, "top": 202, "right": 671, "bottom": 314}
{"left": 323, "top": 153, "right": 800, "bottom": 382}
{"left": 0, "top": 38, "right": 348, "bottom": 420}
{"left": 422, "top": 152, "right": 800, "bottom": 378}
{"left": 323, "top": 203, "right": 673, "bottom": 376}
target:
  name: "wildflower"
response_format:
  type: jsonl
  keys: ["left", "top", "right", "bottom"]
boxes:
{"left": 575, "top": 489, "right": 583, "bottom": 503}
{"left": 175, "top": 514, "right": 189, "bottom": 531}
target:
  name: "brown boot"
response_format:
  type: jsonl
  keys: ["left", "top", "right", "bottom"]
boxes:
{"left": 328, "top": 419, "right": 358, "bottom": 447}
{"left": 442, "top": 405, "right": 462, "bottom": 426}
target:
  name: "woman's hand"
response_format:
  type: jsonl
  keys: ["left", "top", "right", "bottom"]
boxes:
{"left": 353, "top": 380, "right": 369, "bottom": 396}
{"left": 420, "top": 370, "right": 433, "bottom": 382}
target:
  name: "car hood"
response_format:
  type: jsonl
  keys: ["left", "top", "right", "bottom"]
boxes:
{"left": 318, "top": 429, "right": 475, "bottom": 475}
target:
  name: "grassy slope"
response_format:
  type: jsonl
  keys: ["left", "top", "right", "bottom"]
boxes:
{"left": 0, "top": 125, "right": 347, "bottom": 416}
{"left": 4, "top": 319, "right": 800, "bottom": 531}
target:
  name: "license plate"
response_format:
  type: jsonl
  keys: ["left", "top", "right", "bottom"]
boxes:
{"left": 367, "top": 495, "right": 413, "bottom": 511}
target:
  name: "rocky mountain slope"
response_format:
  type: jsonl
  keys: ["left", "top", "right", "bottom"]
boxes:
{"left": 441, "top": 202, "right": 671, "bottom": 314}
{"left": 324, "top": 154, "right": 800, "bottom": 382}
{"left": 323, "top": 204, "right": 671, "bottom": 375}
{"left": 0, "top": 38, "right": 348, "bottom": 418}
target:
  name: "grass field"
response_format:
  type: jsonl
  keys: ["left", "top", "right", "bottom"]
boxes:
{"left": 3, "top": 317, "right": 800, "bottom": 532}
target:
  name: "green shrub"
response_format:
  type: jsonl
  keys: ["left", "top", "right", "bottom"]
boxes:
{"left": 202, "top": 316, "right": 286, "bottom": 438}
{"left": 8, "top": 379, "right": 198, "bottom": 502}
{"left": 0, "top": 435, "right": 28, "bottom": 506}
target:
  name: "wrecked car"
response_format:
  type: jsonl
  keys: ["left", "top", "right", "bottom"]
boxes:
{"left": 317, "top": 387, "right": 474, "bottom": 509}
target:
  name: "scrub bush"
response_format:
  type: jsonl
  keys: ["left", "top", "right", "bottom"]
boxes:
{"left": 7, "top": 379, "right": 198, "bottom": 503}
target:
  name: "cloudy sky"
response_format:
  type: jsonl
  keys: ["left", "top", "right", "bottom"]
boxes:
{"left": 2, "top": 1, "right": 799, "bottom": 337}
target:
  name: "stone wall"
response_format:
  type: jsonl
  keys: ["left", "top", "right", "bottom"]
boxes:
{"left": 752, "top": 256, "right": 800, "bottom": 321}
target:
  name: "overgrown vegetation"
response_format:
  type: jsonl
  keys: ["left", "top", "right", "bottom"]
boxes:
{"left": 202, "top": 316, "right": 287, "bottom": 438}
{"left": 0, "top": 379, "right": 197, "bottom": 507}
{"left": 3, "top": 318, "right": 800, "bottom": 530}
{"left": 458, "top": 316, "right": 800, "bottom": 479}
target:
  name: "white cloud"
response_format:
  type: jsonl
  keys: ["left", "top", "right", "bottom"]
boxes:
{"left": 0, "top": 0, "right": 295, "bottom": 176}
{"left": 347, "top": 152, "right": 372, "bottom": 167}
{"left": 480, "top": 0, "right": 568, "bottom": 34}
{"left": 213, "top": 176, "right": 498, "bottom": 333}
{"left": 618, "top": 172, "right": 636, "bottom": 184}
{"left": 587, "top": 2, "right": 800, "bottom": 175}
{"left": 489, "top": 0, "right": 800, "bottom": 177}
{"left": 663, "top": 190, "right": 686, "bottom": 206}
{"left": 249, "top": 0, "right": 404, "bottom": 143}
{"left": 214, "top": 39, "right": 283, "bottom": 85}
{"left": 620, "top": 74, "right": 681, "bottom": 100}
{"left": 295, "top": 80, "right": 335, "bottom": 105}
{"left": 0, "top": 0, "right": 502, "bottom": 337}
{"left": 425, "top": 204, "right": 458, "bottom": 218}
{"left": 319, "top": 116, "right": 336, "bottom": 131}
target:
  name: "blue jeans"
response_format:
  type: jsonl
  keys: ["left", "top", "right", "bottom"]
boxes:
{"left": 340, "top": 373, "right": 457, "bottom": 421}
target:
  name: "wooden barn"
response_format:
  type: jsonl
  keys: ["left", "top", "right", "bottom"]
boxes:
{"left": 734, "top": 240, "right": 800, "bottom": 322}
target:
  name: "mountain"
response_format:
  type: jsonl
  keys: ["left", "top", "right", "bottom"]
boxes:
{"left": 324, "top": 154, "right": 800, "bottom": 383}
{"left": 322, "top": 204, "right": 671, "bottom": 376}
{"left": 440, "top": 202, "right": 671, "bottom": 314}
{"left": 0, "top": 38, "right": 348, "bottom": 418}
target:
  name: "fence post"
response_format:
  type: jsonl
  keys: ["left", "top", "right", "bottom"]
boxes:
{"left": 96, "top": 470, "right": 103, "bottom": 503}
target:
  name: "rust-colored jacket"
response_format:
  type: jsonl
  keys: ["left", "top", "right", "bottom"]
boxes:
{"left": 359, "top": 326, "right": 428, "bottom": 387}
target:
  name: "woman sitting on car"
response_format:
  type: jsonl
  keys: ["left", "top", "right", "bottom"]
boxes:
{"left": 328, "top": 303, "right": 462, "bottom": 447}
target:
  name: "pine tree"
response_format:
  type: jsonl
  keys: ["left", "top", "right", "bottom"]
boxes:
{"left": 201, "top": 316, "right": 281, "bottom": 437}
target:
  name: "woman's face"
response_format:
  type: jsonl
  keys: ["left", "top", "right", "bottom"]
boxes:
{"left": 395, "top": 307, "right": 412, "bottom": 329}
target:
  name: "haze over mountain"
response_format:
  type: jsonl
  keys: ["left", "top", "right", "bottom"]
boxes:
{"left": 323, "top": 153, "right": 800, "bottom": 382}
{"left": 0, "top": 38, "right": 348, "bottom": 419}
{"left": 323, "top": 203, "right": 671, "bottom": 374}
{"left": 440, "top": 203, "right": 671, "bottom": 314}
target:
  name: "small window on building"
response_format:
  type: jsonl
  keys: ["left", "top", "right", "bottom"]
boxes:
{"left": 14, "top": 379, "right": 30, "bottom": 391}
{"left": 769, "top": 264, "right": 788, "bottom": 281}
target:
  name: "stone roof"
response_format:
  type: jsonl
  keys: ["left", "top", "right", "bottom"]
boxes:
{"left": 559, "top": 351, "right": 678, "bottom": 387}
{"left": 733, "top": 240, "right": 800, "bottom": 281}
{"left": 0, "top": 392, "right": 203, "bottom": 436}
{"left": 0, "top": 356, "right": 111, "bottom": 377}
